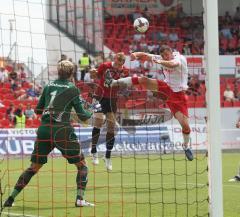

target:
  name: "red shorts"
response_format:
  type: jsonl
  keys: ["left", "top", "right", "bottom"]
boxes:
{"left": 157, "top": 80, "right": 188, "bottom": 117}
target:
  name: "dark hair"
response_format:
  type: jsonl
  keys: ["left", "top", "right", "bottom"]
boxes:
{"left": 57, "top": 60, "right": 74, "bottom": 80}
{"left": 159, "top": 45, "right": 172, "bottom": 54}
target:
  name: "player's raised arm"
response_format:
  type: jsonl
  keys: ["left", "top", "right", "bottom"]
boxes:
{"left": 153, "top": 58, "right": 180, "bottom": 68}
{"left": 72, "top": 90, "right": 93, "bottom": 122}
{"left": 131, "top": 52, "right": 153, "bottom": 62}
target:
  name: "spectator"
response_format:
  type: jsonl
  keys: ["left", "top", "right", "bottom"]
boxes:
{"left": 168, "top": 29, "right": 179, "bottom": 42}
{"left": 24, "top": 103, "right": 37, "bottom": 120}
{"left": 13, "top": 83, "right": 25, "bottom": 99}
{"left": 224, "top": 11, "right": 232, "bottom": 24}
{"left": 133, "top": 32, "right": 145, "bottom": 42}
{"left": 220, "top": 24, "right": 233, "bottom": 39}
{"left": 234, "top": 83, "right": 240, "bottom": 100}
{"left": 233, "top": 7, "right": 240, "bottom": 22}
{"left": 187, "top": 75, "right": 201, "bottom": 96}
{"left": 226, "top": 43, "right": 237, "bottom": 54}
{"left": 223, "top": 84, "right": 235, "bottom": 102}
{"left": 13, "top": 105, "right": 26, "bottom": 129}
{"left": 26, "top": 83, "right": 38, "bottom": 99}
{"left": 6, "top": 102, "right": 15, "bottom": 121}
{"left": 84, "top": 72, "right": 93, "bottom": 83}
{"left": 132, "top": 5, "right": 143, "bottom": 21}
{"left": 236, "top": 39, "right": 240, "bottom": 54}
{"left": 79, "top": 53, "right": 91, "bottom": 81}
{"left": 129, "top": 41, "right": 139, "bottom": 53}
{"left": 8, "top": 70, "right": 18, "bottom": 82}
{"left": 0, "top": 100, "right": 4, "bottom": 108}
{"left": 18, "top": 83, "right": 38, "bottom": 100}
{"left": 18, "top": 66, "right": 27, "bottom": 83}
{"left": 10, "top": 80, "right": 18, "bottom": 91}
{"left": 69, "top": 58, "right": 78, "bottom": 82}
{"left": 167, "top": 7, "right": 178, "bottom": 27}
{"left": 180, "top": 17, "right": 191, "bottom": 30}
{"left": 105, "top": 52, "right": 114, "bottom": 62}
{"left": 94, "top": 51, "right": 105, "bottom": 68}
{"left": 182, "top": 43, "right": 192, "bottom": 55}
{"left": 0, "top": 67, "right": 8, "bottom": 84}
{"left": 191, "top": 41, "right": 203, "bottom": 55}
{"left": 147, "top": 42, "right": 156, "bottom": 54}
{"left": 177, "top": 6, "right": 186, "bottom": 19}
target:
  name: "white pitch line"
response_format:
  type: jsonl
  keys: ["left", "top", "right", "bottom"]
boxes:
{"left": 1, "top": 211, "right": 44, "bottom": 217}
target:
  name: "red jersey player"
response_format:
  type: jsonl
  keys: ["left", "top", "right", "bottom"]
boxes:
{"left": 90, "top": 52, "right": 129, "bottom": 170}
{"left": 105, "top": 45, "right": 193, "bottom": 161}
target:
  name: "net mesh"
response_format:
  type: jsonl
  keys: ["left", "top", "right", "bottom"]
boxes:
{"left": 0, "top": 0, "right": 209, "bottom": 217}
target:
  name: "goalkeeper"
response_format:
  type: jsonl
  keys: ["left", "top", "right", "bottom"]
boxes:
{"left": 4, "top": 60, "right": 95, "bottom": 207}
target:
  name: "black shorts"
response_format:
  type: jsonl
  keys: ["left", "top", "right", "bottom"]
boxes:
{"left": 99, "top": 97, "right": 117, "bottom": 114}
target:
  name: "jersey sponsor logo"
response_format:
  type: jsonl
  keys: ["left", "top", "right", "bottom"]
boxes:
{"left": 48, "top": 82, "right": 70, "bottom": 88}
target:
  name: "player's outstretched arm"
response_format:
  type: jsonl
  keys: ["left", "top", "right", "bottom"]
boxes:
{"left": 131, "top": 52, "right": 152, "bottom": 62}
{"left": 153, "top": 58, "right": 180, "bottom": 68}
{"left": 74, "top": 101, "right": 92, "bottom": 122}
{"left": 72, "top": 89, "right": 93, "bottom": 122}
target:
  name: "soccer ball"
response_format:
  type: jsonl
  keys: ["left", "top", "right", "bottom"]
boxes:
{"left": 133, "top": 17, "right": 149, "bottom": 33}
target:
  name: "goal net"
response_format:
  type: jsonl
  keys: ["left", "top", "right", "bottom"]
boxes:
{"left": 0, "top": 0, "right": 211, "bottom": 217}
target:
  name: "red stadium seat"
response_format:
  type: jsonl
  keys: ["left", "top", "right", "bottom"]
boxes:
{"left": 0, "top": 119, "right": 13, "bottom": 128}
{"left": 233, "top": 101, "right": 240, "bottom": 107}
{"left": 2, "top": 99, "right": 11, "bottom": 107}
{"left": 32, "top": 119, "right": 40, "bottom": 127}
{"left": 3, "top": 83, "right": 11, "bottom": 89}
{"left": 223, "top": 101, "right": 233, "bottom": 107}
{"left": 0, "top": 112, "right": 5, "bottom": 120}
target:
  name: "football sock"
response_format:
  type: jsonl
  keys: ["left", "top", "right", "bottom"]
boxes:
{"left": 182, "top": 129, "right": 191, "bottom": 148}
{"left": 91, "top": 127, "right": 100, "bottom": 153}
{"left": 105, "top": 132, "right": 115, "bottom": 158}
{"left": 11, "top": 167, "right": 37, "bottom": 199}
{"left": 76, "top": 165, "right": 88, "bottom": 200}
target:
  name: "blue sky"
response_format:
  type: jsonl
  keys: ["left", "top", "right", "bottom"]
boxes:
{"left": 0, "top": 0, "right": 47, "bottom": 75}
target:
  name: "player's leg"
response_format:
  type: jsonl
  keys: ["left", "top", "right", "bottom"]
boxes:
{"left": 104, "top": 111, "right": 116, "bottom": 171}
{"left": 174, "top": 111, "right": 193, "bottom": 161}
{"left": 105, "top": 73, "right": 159, "bottom": 92}
{"left": 166, "top": 92, "right": 193, "bottom": 161}
{"left": 3, "top": 163, "right": 43, "bottom": 207}
{"left": 91, "top": 112, "right": 104, "bottom": 165}
{"left": 55, "top": 127, "right": 94, "bottom": 207}
{"left": 74, "top": 154, "right": 94, "bottom": 207}
{"left": 3, "top": 125, "right": 52, "bottom": 208}
{"left": 4, "top": 125, "right": 53, "bottom": 207}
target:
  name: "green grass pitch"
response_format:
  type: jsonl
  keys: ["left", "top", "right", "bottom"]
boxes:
{"left": 1, "top": 153, "right": 240, "bottom": 217}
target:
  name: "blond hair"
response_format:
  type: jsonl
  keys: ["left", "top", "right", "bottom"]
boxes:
{"left": 57, "top": 60, "right": 74, "bottom": 80}
{"left": 114, "top": 52, "right": 126, "bottom": 64}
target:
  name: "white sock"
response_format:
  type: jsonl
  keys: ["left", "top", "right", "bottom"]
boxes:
{"left": 112, "top": 77, "right": 132, "bottom": 87}
{"left": 183, "top": 133, "right": 190, "bottom": 149}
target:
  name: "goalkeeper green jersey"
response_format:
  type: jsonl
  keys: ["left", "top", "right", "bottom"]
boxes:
{"left": 35, "top": 79, "right": 92, "bottom": 125}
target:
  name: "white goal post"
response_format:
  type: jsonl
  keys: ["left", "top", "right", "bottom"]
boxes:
{"left": 203, "top": 0, "right": 223, "bottom": 217}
